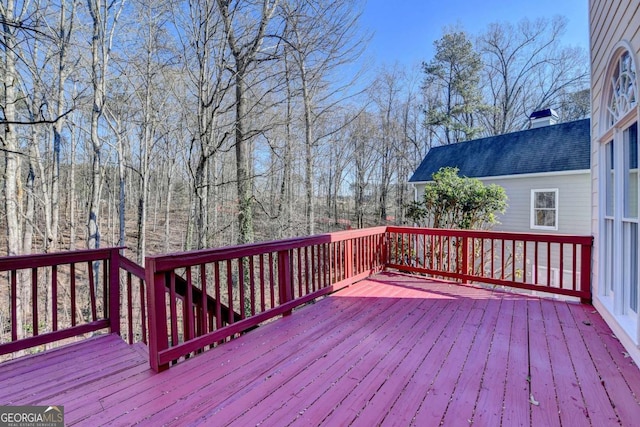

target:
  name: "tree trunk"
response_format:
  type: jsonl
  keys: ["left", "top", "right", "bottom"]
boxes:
{"left": 235, "top": 72, "right": 254, "bottom": 244}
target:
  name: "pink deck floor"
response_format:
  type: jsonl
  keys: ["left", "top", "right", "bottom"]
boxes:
{"left": 1, "top": 272, "right": 639, "bottom": 426}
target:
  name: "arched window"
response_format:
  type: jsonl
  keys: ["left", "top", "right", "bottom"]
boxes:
{"left": 599, "top": 44, "right": 639, "bottom": 340}
{"left": 606, "top": 50, "right": 637, "bottom": 128}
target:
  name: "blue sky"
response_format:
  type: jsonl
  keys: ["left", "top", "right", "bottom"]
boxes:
{"left": 361, "top": 0, "right": 589, "bottom": 67}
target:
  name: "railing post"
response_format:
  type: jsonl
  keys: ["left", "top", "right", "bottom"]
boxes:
{"left": 381, "top": 229, "right": 389, "bottom": 270}
{"left": 146, "top": 257, "right": 170, "bottom": 372}
{"left": 580, "top": 238, "right": 593, "bottom": 304}
{"left": 461, "top": 235, "right": 469, "bottom": 284}
{"left": 109, "top": 248, "right": 121, "bottom": 336}
{"left": 278, "top": 250, "right": 293, "bottom": 316}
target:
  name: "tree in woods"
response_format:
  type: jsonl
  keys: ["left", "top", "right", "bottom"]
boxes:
{"left": 278, "top": 0, "right": 367, "bottom": 235}
{"left": 216, "top": 0, "right": 281, "bottom": 245}
{"left": 423, "top": 30, "right": 486, "bottom": 145}
{"left": 407, "top": 167, "right": 507, "bottom": 230}
{"left": 478, "top": 16, "right": 589, "bottom": 134}
{"left": 86, "top": 0, "right": 125, "bottom": 250}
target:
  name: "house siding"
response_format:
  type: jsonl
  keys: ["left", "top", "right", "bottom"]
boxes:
{"left": 590, "top": 0, "right": 640, "bottom": 365}
{"left": 412, "top": 172, "right": 591, "bottom": 235}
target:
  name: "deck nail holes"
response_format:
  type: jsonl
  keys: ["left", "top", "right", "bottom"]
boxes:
{"left": 582, "top": 320, "right": 592, "bottom": 326}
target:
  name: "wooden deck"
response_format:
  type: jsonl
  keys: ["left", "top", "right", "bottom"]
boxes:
{"left": 2, "top": 272, "right": 639, "bottom": 426}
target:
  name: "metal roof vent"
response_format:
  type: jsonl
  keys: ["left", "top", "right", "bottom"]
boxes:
{"left": 529, "top": 109, "right": 559, "bottom": 128}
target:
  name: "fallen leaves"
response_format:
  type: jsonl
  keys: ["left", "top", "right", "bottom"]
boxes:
{"left": 529, "top": 393, "right": 540, "bottom": 406}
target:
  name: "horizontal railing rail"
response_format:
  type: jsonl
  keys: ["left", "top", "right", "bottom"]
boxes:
{"left": 145, "top": 227, "right": 388, "bottom": 371}
{"left": 386, "top": 226, "right": 593, "bottom": 302}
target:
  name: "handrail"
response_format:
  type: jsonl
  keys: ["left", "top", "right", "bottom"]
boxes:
{"left": 386, "top": 226, "right": 593, "bottom": 302}
{"left": 0, "top": 248, "right": 122, "bottom": 357}
{"left": 145, "top": 228, "right": 388, "bottom": 371}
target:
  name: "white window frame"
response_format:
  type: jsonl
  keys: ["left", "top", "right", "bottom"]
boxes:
{"left": 598, "top": 41, "right": 640, "bottom": 344}
{"left": 530, "top": 189, "right": 559, "bottom": 231}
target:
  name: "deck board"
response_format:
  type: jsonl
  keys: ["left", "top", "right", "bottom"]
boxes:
{"left": 2, "top": 272, "right": 639, "bottom": 426}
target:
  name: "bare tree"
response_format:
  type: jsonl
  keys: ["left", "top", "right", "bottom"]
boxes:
{"left": 279, "top": 0, "right": 367, "bottom": 235}
{"left": 86, "top": 0, "right": 125, "bottom": 250}
{"left": 478, "top": 16, "right": 589, "bottom": 134}
{"left": 216, "top": 0, "right": 280, "bottom": 245}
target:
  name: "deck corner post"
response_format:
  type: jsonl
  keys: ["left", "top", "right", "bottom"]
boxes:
{"left": 146, "top": 257, "right": 170, "bottom": 372}
{"left": 278, "top": 250, "right": 293, "bottom": 316}
{"left": 381, "top": 228, "right": 390, "bottom": 270}
{"left": 109, "top": 248, "right": 121, "bottom": 336}
{"left": 580, "top": 237, "right": 593, "bottom": 304}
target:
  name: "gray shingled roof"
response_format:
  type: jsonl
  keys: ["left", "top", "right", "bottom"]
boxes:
{"left": 409, "top": 118, "right": 590, "bottom": 182}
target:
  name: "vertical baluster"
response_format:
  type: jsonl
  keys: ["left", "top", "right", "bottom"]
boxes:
{"left": 140, "top": 277, "right": 147, "bottom": 344}
{"left": 168, "top": 271, "right": 178, "bottom": 347}
{"left": 227, "top": 259, "right": 234, "bottom": 323}
{"left": 546, "top": 242, "right": 551, "bottom": 288}
{"left": 69, "top": 263, "right": 76, "bottom": 328}
{"left": 572, "top": 243, "right": 578, "bottom": 291}
{"left": 32, "top": 267, "right": 39, "bottom": 335}
{"left": 534, "top": 241, "right": 539, "bottom": 284}
{"left": 259, "top": 254, "right": 266, "bottom": 312}
{"left": 297, "top": 248, "right": 303, "bottom": 298}
{"left": 238, "top": 258, "right": 245, "bottom": 320}
{"left": 200, "top": 264, "right": 208, "bottom": 336}
{"left": 214, "top": 262, "right": 222, "bottom": 330}
{"left": 304, "top": 246, "right": 310, "bottom": 294}
{"left": 87, "top": 261, "right": 97, "bottom": 321}
{"left": 489, "top": 238, "right": 496, "bottom": 279}
{"left": 103, "top": 260, "right": 109, "bottom": 319}
{"left": 52, "top": 265, "right": 58, "bottom": 331}
{"left": 522, "top": 241, "right": 528, "bottom": 284}
{"left": 11, "top": 271, "right": 17, "bottom": 341}
{"left": 269, "top": 252, "right": 275, "bottom": 309}
{"left": 501, "top": 240, "right": 506, "bottom": 280}
{"left": 511, "top": 240, "right": 516, "bottom": 282}
{"left": 249, "top": 256, "right": 256, "bottom": 316}
{"left": 559, "top": 243, "right": 565, "bottom": 289}
{"left": 127, "top": 272, "right": 133, "bottom": 344}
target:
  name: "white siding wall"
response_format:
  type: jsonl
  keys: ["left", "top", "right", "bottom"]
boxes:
{"left": 590, "top": 0, "right": 640, "bottom": 365}
{"left": 412, "top": 172, "right": 591, "bottom": 235}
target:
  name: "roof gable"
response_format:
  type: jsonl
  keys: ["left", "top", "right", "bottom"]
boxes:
{"left": 409, "top": 118, "right": 591, "bottom": 182}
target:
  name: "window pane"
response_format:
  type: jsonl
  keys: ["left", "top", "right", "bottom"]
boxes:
{"left": 623, "top": 221, "right": 638, "bottom": 314}
{"left": 535, "top": 210, "right": 556, "bottom": 227}
{"left": 535, "top": 192, "right": 555, "bottom": 209}
{"left": 606, "top": 141, "right": 615, "bottom": 216}
{"left": 624, "top": 123, "right": 638, "bottom": 218}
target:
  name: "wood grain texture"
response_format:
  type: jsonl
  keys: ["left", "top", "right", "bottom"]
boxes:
{"left": 1, "top": 272, "right": 638, "bottom": 426}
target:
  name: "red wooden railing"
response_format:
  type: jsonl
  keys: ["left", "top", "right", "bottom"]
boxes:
{"left": 0, "top": 248, "right": 149, "bottom": 358}
{"left": 145, "top": 227, "right": 387, "bottom": 371}
{"left": 0, "top": 248, "right": 119, "bottom": 357}
{"left": 386, "top": 226, "right": 593, "bottom": 302}
{"left": 1, "top": 226, "right": 593, "bottom": 370}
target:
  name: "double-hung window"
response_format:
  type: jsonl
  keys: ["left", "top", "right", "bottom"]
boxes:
{"left": 531, "top": 189, "right": 558, "bottom": 230}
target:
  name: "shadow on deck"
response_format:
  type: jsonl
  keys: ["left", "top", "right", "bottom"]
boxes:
{"left": 1, "top": 272, "right": 639, "bottom": 426}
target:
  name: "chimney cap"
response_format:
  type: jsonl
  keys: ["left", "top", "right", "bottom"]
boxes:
{"left": 529, "top": 108, "right": 559, "bottom": 120}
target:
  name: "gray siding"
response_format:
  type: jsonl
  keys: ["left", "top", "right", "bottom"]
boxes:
{"left": 413, "top": 172, "right": 591, "bottom": 235}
